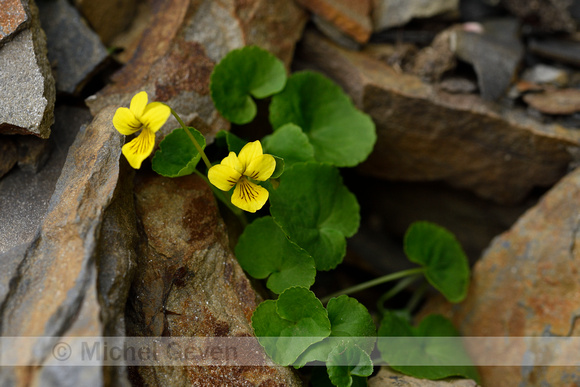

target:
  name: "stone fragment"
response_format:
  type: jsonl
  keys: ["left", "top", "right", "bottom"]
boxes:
{"left": 421, "top": 167, "right": 580, "bottom": 386}
{"left": 128, "top": 172, "right": 302, "bottom": 386}
{"left": 372, "top": 0, "right": 459, "bottom": 31}
{"left": 411, "top": 26, "right": 459, "bottom": 82}
{"left": 294, "top": 0, "right": 372, "bottom": 44}
{"left": 0, "top": 0, "right": 29, "bottom": 45}
{"left": 37, "top": 0, "right": 108, "bottom": 94}
{"left": 501, "top": 0, "right": 576, "bottom": 32}
{"left": 438, "top": 76, "right": 478, "bottom": 93}
{"left": 0, "top": 138, "right": 18, "bottom": 179}
{"left": 524, "top": 88, "right": 580, "bottom": 115}
{"left": 529, "top": 38, "right": 580, "bottom": 67}
{"left": 297, "top": 31, "right": 580, "bottom": 204}
{"left": 15, "top": 135, "right": 51, "bottom": 172}
{"left": 0, "top": 107, "right": 132, "bottom": 386}
{"left": 0, "top": 106, "right": 90, "bottom": 256}
{"left": 73, "top": 0, "right": 138, "bottom": 46}
{"left": 459, "top": 0, "right": 504, "bottom": 21}
{"left": 452, "top": 18, "right": 523, "bottom": 100}
{"left": 86, "top": 0, "right": 307, "bottom": 145}
{"left": 521, "top": 64, "right": 569, "bottom": 87}
{"left": 312, "top": 14, "right": 360, "bottom": 50}
{"left": 369, "top": 367, "right": 478, "bottom": 386}
{"left": 0, "top": 0, "right": 54, "bottom": 138}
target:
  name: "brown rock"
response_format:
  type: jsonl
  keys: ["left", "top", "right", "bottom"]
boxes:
{"left": 0, "top": 138, "right": 18, "bottom": 178}
{"left": 74, "top": 0, "right": 138, "bottom": 46}
{"left": 410, "top": 26, "right": 459, "bottom": 82}
{"left": 501, "top": 0, "right": 576, "bottom": 32}
{"left": 294, "top": 0, "right": 372, "bottom": 44}
{"left": 369, "top": 367, "right": 479, "bottom": 386}
{"left": 524, "top": 89, "right": 580, "bottom": 115}
{"left": 296, "top": 31, "right": 580, "bottom": 204}
{"left": 372, "top": 0, "right": 459, "bottom": 31}
{"left": 0, "top": 0, "right": 29, "bottom": 45}
{"left": 87, "top": 0, "right": 307, "bottom": 144}
{"left": 0, "top": 106, "right": 133, "bottom": 385}
{"left": 128, "top": 172, "right": 302, "bottom": 386}
{"left": 421, "top": 167, "right": 580, "bottom": 386}
{"left": 15, "top": 135, "right": 51, "bottom": 172}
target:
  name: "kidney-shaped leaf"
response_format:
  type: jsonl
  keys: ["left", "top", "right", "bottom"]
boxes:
{"left": 269, "top": 71, "right": 376, "bottom": 167}
{"left": 152, "top": 127, "right": 206, "bottom": 177}
{"left": 236, "top": 217, "right": 316, "bottom": 294}
{"left": 404, "top": 221, "right": 470, "bottom": 303}
{"left": 269, "top": 162, "right": 360, "bottom": 271}
{"left": 210, "top": 45, "right": 286, "bottom": 124}
{"left": 262, "top": 123, "right": 315, "bottom": 167}
{"left": 252, "top": 287, "right": 331, "bottom": 365}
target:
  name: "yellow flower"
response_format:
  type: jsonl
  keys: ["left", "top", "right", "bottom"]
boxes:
{"left": 208, "top": 141, "right": 276, "bottom": 213}
{"left": 112, "top": 91, "right": 171, "bottom": 169}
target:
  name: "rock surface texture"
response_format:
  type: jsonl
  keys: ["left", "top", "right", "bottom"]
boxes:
{"left": 372, "top": 0, "right": 459, "bottom": 30}
{"left": 0, "top": 0, "right": 55, "bottom": 138}
{"left": 369, "top": 367, "right": 478, "bottom": 386}
{"left": 127, "top": 172, "right": 302, "bottom": 386}
{"left": 297, "top": 31, "right": 580, "bottom": 204}
{"left": 423, "top": 167, "right": 580, "bottom": 386}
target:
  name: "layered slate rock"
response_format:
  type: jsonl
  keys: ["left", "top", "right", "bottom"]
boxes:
{"left": 0, "top": 0, "right": 55, "bottom": 138}
{"left": 128, "top": 172, "right": 302, "bottom": 386}
{"left": 0, "top": 107, "right": 133, "bottom": 386}
{"left": 86, "top": 0, "right": 307, "bottom": 144}
{"left": 297, "top": 31, "right": 580, "bottom": 204}
{"left": 422, "top": 167, "right": 580, "bottom": 386}
{"left": 37, "top": 0, "right": 108, "bottom": 94}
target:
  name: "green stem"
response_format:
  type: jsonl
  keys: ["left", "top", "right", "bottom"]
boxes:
{"left": 377, "top": 275, "right": 421, "bottom": 315}
{"left": 171, "top": 109, "right": 212, "bottom": 170}
{"left": 320, "top": 267, "right": 425, "bottom": 304}
{"left": 405, "top": 281, "right": 428, "bottom": 314}
{"left": 193, "top": 170, "right": 248, "bottom": 227}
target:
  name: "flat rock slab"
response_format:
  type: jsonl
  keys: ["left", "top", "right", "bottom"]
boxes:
{"left": 87, "top": 0, "right": 307, "bottom": 144}
{"left": 297, "top": 31, "right": 580, "bottom": 204}
{"left": 0, "top": 0, "right": 29, "bottom": 45}
{"left": 37, "top": 0, "right": 108, "bottom": 94}
{"left": 422, "top": 167, "right": 580, "bottom": 386}
{"left": 129, "top": 172, "right": 302, "bottom": 385}
{"left": 524, "top": 88, "right": 580, "bottom": 115}
{"left": 0, "top": 0, "right": 54, "bottom": 138}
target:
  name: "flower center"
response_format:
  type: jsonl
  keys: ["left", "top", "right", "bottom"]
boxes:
{"left": 238, "top": 177, "right": 259, "bottom": 202}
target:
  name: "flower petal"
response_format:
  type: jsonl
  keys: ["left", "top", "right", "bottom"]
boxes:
{"left": 208, "top": 164, "right": 242, "bottom": 192}
{"left": 113, "top": 107, "right": 142, "bottom": 135}
{"left": 121, "top": 128, "right": 156, "bottom": 169}
{"left": 245, "top": 154, "right": 276, "bottom": 181}
{"left": 141, "top": 102, "right": 171, "bottom": 133}
{"left": 130, "top": 91, "right": 148, "bottom": 120}
{"left": 221, "top": 151, "right": 244, "bottom": 174}
{"left": 237, "top": 140, "right": 263, "bottom": 170}
{"left": 231, "top": 178, "right": 269, "bottom": 213}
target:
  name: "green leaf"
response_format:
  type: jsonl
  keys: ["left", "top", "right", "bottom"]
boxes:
{"left": 215, "top": 130, "right": 247, "bottom": 154}
{"left": 404, "top": 221, "right": 470, "bottom": 303}
{"left": 271, "top": 156, "right": 285, "bottom": 179}
{"left": 269, "top": 71, "right": 376, "bottom": 167}
{"left": 252, "top": 287, "right": 331, "bottom": 365}
{"left": 378, "top": 312, "right": 480, "bottom": 382}
{"left": 236, "top": 217, "right": 315, "bottom": 294}
{"left": 210, "top": 45, "right": 287, "bottom": 124}
{"left": 269, "top": 162, "right": 360, "bottom": 271}
{"left": 296, "top": 295, "right": 376, "bottom": 367}
{"left": 327, "top": 344, "right": 374, "bottom": 387}
{"left": 310, "top": 368, "right": 367, "bottom": 387}
{"left": 152, "top": 127, "right": 206, "bottom": 177}
{"left": 262, "top": 123, "right": 315, "bottom": 167}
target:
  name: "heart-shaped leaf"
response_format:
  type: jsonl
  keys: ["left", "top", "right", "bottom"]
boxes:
{"left": 262, "top": 123, "right": 315, "bottom": 167}
{"left": 327, "top": 344, "right": 374, "bottom": 387}
{"left": 210, "top": 45, "right": 286, "bottom": 124}
{"left": 236, "top": 217, "right": 316, "bottom": 294}
{"left": 269, "top": 71, "right": 376, "bottom": 167}
{"left": 378, "top": 312, "right": 480, "bottom": 382}
{"left": 252, "top": 287, "right": 331, "bottom": 365}
{"left": 152, "top": 127, "right": 206, "bottom": 177}
{"left": 404, "top": 221, "right": 470, "bottom": 303}
{"left": 269, "top": 162, "right": 360, "bottom": 271}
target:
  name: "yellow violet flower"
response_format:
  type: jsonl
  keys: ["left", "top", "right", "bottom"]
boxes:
{"left": 208, "top": 141, "right": 276, "bottom": 213}
{"left": 112, "top": 91, "right": 171, "bottom": 169}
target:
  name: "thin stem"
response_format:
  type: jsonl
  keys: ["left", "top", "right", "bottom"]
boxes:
{"left": 405, "top": 281, "right": 428, "bottom": 314}
{"left": 171, "top": 109, "right": 212, "bottom": 170}
{"left": 377, "top": 274, "right": 421, "bottom": 315}
{"left": 320, "top": 267, "right": 425, "bottom": 304}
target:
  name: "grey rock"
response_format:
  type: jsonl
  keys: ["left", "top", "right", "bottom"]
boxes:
{"left": 0, "top": 138, "right": 18, "bottom": 179}
{"left": 15, "top": 135, "right": 51, "bottom": 172}
{"left": 37, "top": 0, "right": 108, "bottom": 95}
{"left": 529, "top": 38, "right": 580, "bottom": 68}
{"left": 501, "top": 0, "right": 576, "bottom": 32}
{"left": 313, "top": 14, "right": 360, "bottom": 51}
{"left": 372, "top": 0, "right": 459, "bottom": 31}
{"left": 452, "top": 18, "right": 523, "bottom": 100}
{"left": 0, "top": 0, "right": 55, "bottom": 138}
{"left": 0, "top": 106, "right": 91, "bottom": 256}
{"left": 521, "top": 64, "right": 569, "bottom": 87}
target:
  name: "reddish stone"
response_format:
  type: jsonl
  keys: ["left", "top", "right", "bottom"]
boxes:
{"left": 0, "top": 0, "right": 28, "bottom": 45}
